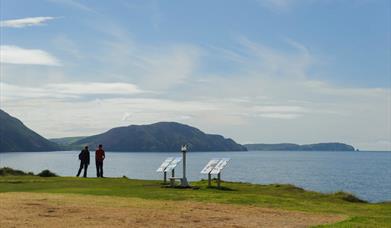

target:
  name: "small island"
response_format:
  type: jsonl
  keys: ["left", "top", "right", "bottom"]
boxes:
{"left": 244, "top": 143, "right": 355, "bottom": 151}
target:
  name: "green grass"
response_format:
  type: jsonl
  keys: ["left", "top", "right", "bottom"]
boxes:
{"left": 0, "top": 175, "right": 390, "bottom": 227}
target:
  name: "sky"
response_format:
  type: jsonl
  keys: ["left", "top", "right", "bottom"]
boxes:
{"left": 0, "top": 0, "right": 390, "bottom": 150}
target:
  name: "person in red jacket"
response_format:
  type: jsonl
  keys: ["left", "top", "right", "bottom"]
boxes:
{"left": 95, "top": 144, "right": 105, "bottom": 178}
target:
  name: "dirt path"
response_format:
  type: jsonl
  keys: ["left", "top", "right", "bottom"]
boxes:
{"left": 0, "top": 192, "right": 345, "bottom": 228}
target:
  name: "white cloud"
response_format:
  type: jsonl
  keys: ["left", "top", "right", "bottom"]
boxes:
{"left": 0, "top": 45, "right": 61, "bottom": 66}
{"left": 0, "top": 82, "right": 143, "bottom": 101}
{"left": 237, "top": 37, "right": 312, "bottom": 79}
{"left": 0, "top": 17, "right": 55, "bottom": 28}
{"left": 0, "top": 83, "right": 71, "bottom": 100}
{"left": 47, "top": 82, "right": 142, "bottom": 95}
{"left": 249, "top": 105, "right": 307, "bottom": 119}
{"left": 257, "top": 113, "right": 301, "bottom": 119}
{"left": 252, "top": 105, "right": 307, "bottom": 113}
{"left": 0, "top": 96, "right": 219, "bottom": 137}
{"left": 1, "top": 34, "right": 389, "bottom": 150}
{"left": 140, "top": 45, "right": 200, "bottom": 89}
{"left": 1, "top": 77, "right": 390, "bottom": 150}
{"left": 100, "top": 40, "right": 200, "bottom": 90}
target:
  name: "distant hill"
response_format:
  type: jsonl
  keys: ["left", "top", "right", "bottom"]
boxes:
{"left": 244, "top": 143, "right": 355, "bottom": 151}
{"left": 50, "top": 136, "right": 86, "bottom": 147}
{"left": 0, "top": 108, "right": 354, "bottom": 153}
{"left": 71, "top": 122, "right": 247, "bottom": 152}
{"left": 0, "top": 109, "right": 60, "bottom": 152}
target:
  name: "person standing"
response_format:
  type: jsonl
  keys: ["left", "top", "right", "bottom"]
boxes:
{"left": 95, "top": 144, "right": 105, "bottom": 178}
{"left": 77, "top": 146, "right": 90, "bottom": 178}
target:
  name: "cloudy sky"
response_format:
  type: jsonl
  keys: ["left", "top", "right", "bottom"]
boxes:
{"left": 0, "top": 0, "right": 390, "bottom": 150}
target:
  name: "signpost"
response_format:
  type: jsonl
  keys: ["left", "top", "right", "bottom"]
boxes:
{"left": 201, "top": 158, "right": 230, "bottom": 188}
{"left": 180, "top": 144, "right": 190, "bottom": 187}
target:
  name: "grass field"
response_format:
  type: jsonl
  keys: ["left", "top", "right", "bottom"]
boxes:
{"left": 0, "top": 175, "right": 390, "bottom": 227}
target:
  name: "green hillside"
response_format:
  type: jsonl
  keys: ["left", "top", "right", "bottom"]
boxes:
{"left": 0, "top": 109, "right": 60, "bottom": 152}
{"left": 50, "top": 136, "right": 86, "bottom": 146}
{"left": 72, "top": 122, "right": 246, "bottom": 152}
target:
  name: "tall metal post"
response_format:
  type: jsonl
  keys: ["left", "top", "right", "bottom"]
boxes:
{"left": 180, "top": 145, "right": 189, "bottom": 187}
{"left": 208, "top": 173, "right": 211, "bottom": 187}
{"left": 163, "top": 171, "right": 167, "bottom": 184}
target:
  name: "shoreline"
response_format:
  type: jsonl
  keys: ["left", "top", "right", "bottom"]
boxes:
{"left": 2, "top": 149, "right": 391, "bottom": 153}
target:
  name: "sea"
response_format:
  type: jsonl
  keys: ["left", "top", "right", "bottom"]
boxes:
{"left": 0, "top": 150, "right": 390, "bottom": 203}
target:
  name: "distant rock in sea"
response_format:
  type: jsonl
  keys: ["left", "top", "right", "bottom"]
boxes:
{"left": 244, "top": 143, "right": 355, "bottom": 151}
{"left": 0, "top": 109, "right": 60, "bottom": 152}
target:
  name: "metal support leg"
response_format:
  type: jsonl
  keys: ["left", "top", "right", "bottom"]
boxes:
{"left": 170, "top": 178, "right": 175, "bottom": 187}
{"left": 163, "top": 172, "right": 167, "bottom": 184}
{"left": 217, "top": 173, "right": 221, "bottom": 189}
{"left": 208, "top": 173, "right": 211, "bottom": 187}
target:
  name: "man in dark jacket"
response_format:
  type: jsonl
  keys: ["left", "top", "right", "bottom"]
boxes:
{"left": 95, "top": 144, "right": 105, "bottom": 177}
{"left": 77, "top": 146, "right": 90, "bottom": 178}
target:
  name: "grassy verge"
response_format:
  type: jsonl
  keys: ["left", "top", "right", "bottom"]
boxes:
{"left": 0, "top": 174, "right": 390, "bottom": 227}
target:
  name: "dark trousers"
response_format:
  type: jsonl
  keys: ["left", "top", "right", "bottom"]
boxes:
{"left": 77, "top": 162, "right": 88, "bottom": 177}
{"left": 96, "top": 160, "right": 103, "bottom": 177}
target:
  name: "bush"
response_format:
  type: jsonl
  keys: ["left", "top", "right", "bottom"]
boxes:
{"left": 0, "top": 167, "right": 59, "bottom": 177}
{"left": 0, "top": 167, "right": 33, "bottom": 176}
{"left": 37, "top": 169, "right": 58, "bottom": 177}
{"left": 334, "top": 191, "right": 367, "bottom": 203}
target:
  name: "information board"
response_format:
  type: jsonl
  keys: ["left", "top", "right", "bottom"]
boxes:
{"left": 164, "top": 157, "right": 182, "bottom": 172}
{"left": 210, "top": 158, "right": 230, "bottom": 174}
{"left": 200, "top": 159, "right": 220, "bottom": 174}
{"left": 156, "top": 157, "right": 174, "bottom": 172}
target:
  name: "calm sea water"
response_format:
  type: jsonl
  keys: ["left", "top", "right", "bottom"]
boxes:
{"left": 0, "top": 150, "right": 390, "bottom": 202}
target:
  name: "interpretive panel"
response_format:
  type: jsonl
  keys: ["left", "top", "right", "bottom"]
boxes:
{"left": 156, "top": 157, "right": 174, "bottom": 172}
{"left": 200, "top": 159, "right": 220, "bottom": 174}
{"left": 164, "top": 157, "right": 182, "bottom": 172}
{"left": 210, "top": 158, "right": 230, "bottom": 174}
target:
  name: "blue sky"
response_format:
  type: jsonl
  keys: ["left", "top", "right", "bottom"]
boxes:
{"left": 1, "top": 0, "right": 390, "bottom": 150}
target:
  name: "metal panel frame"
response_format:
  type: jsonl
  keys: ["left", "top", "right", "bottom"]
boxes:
{"left": 156, "top": 157, "right": 174, "bottom": 173}
{"left": 157, "top": 157, "right": 181, "bottom": 184}
{"left": 200, "top": 158, "right": 230, "bottom": 188}
{"left": 164, "top": 157, "right": 182, "bottom": 172}
{"left": 200, "top": 158, "right": 220, "bottom": 174}
{"left": 210, "top": 158, "right": 230, "bottom": 175}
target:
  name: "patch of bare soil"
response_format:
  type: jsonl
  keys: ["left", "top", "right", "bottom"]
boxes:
{"left": 0, "top": 192, "right": 345, "bottom": 227}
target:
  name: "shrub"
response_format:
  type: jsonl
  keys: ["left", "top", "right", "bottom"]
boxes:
{"left": 334, "top": 191, "right": 367, "bottom": 203}
{"left": 0, "top": 167, "right": 32, "bottom": 176}
{"left": 37, "top": 169, "right": 58, "bottom": 177}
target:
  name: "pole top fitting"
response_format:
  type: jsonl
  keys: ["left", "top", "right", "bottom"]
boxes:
{"left": 181, "top": 144, "right": 188, "bottom": 152}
